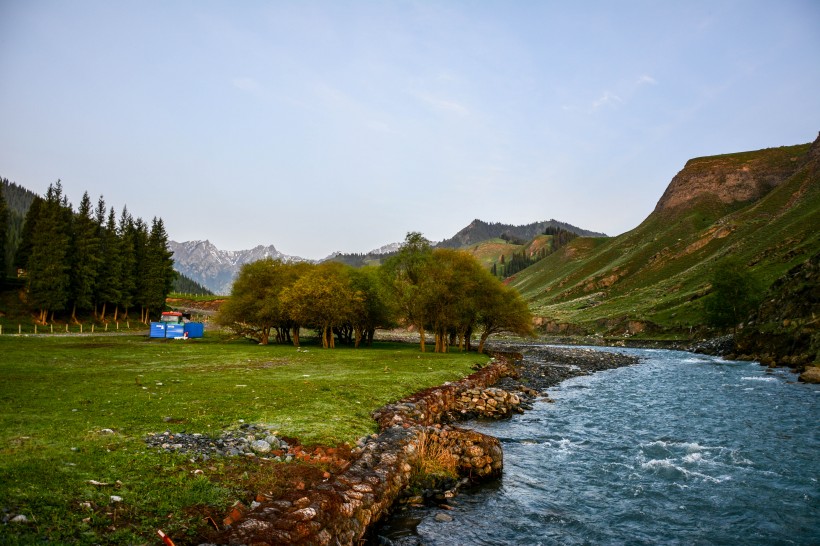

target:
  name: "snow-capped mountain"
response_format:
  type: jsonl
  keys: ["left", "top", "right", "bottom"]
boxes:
{"left": 168, "top": 240, "right": 306, "bottom": 295}
{"left": 367, "top": 242, "right": 402, "bottom": 255}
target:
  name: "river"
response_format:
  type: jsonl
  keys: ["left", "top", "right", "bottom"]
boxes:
{"left": 373, "top": 347, "right": 819, "bottom": 545}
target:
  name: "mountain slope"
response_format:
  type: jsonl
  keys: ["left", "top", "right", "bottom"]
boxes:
{"left": 511, "top": 136, "right": 820, "bottom": 335}
{"left": 178, "top": 217, "right": 604, "bottom": 293}
{"left": 168, "top": 240, "right": 305, "bottom": 295}
{"left": 438, "top": 218, "right": 605, "bottom": 248}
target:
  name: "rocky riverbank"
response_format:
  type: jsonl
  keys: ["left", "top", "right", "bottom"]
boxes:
{"left": 367, "top": 345, "right": 639, "bottom": 545}
{"left": 487, "top": 343, "right": 639, "bottom": 393}
{"left": 212, "top": 355, "right": 520, "bottom": 545}
{"left": 178, "top": 345, "right": 639, "bottom": 545}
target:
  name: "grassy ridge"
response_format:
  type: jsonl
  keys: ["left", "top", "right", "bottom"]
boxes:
{"left": 0, "top": 333, "right": 485, "bottom": 544}
{"left": 511, "top": 142, "right": 819, "bottom": 334}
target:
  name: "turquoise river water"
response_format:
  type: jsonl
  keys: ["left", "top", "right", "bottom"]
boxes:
{"left": 377, "top": 347, "right": 819, "bottom": 545}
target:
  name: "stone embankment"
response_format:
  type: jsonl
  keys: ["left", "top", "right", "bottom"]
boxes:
{"left": 488, "top": 344, "right": 639, "bottom": 393}
{"left": 219, "top": 354, "right": 522, "bottom": 546}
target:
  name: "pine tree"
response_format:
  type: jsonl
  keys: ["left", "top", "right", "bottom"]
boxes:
{"left": 96, "top": 207, "right": 122, "bottom": 320}
{"left": 68, "top": 192, "right": 102, "bottom": 322}
{"left": 14, "top": 195, "right": 43, "bottom": 271}
{"left": 116, "top": 207, "right": 137, "bottom": 321}
{"left": 0, "top": 183, "right": 7, "bottom": 279}
{"left": 140, "top": 217, "right": 176, "bottom": 322}
{"left": 27, "top": 181, "right": 72, "bottom": 323}
{"left": 130, "top": 217, "right": 151, "bottom": 322}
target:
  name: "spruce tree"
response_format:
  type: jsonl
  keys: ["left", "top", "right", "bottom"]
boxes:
{"left": 68, "top": 192, "right": 102, "bottom": 321}
{"left": 27, "top": 181, "right": 72, "bottom": 323}
{"left": 0, "top": 183, "right": 7, "bottom": 279}
{"left": 141, "top": 217, "right": 176, "bottom": 322}
{"left": 96, "top": 207, "right": 122, "bottom": 320}
{"left": 116, "top": 207, "right": 137, "bottom": 321}
{"left": 130, "top": 217, "right": 150, "bottom": 322}
{"left": 14, "top": 195, "right": 42, "bottom": 271}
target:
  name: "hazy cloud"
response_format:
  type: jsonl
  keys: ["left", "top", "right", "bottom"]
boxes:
{"left": 637, "top": 74, "right": 658, "bottom": 86}
{"left": 412, "top": 91, "right": 469, "bottom": 116}
{"left": 592, "top": 91, "right": 623, "bottom": 111}
{"left": 232, "top": 77, "right": 262, "bottom": 94}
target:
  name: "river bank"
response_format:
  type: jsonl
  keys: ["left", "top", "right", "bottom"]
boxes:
{"left": 379, "top": 348, "right": 819, "bottom": 545}
{"left": 368, "top": 345, "right": 639, "bottom": 545}
{"left": 212, "top": 345, "right": 638, "bottom": 545}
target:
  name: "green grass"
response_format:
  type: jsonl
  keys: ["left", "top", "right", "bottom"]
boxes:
{"left": 0, "top": 333, "right": 486, "bottom": 544}
{"left": 510, "top": 140, "right": 820, "bottom": 335}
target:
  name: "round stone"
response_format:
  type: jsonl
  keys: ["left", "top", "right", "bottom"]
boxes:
{"left": 251, "top": 439, "right": 272, "bottom": 453}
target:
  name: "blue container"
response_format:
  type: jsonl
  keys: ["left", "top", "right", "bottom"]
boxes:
{"left": 184, "top": 322, "right": 204, "bottom": 338}
{"left": 166, "top": 323, "right": 185, "bottom": 338}
{"left": 149, "top": 322, "right": 167, "bottom": 338}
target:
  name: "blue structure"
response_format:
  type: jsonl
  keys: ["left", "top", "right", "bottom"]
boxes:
{"left": 149, "top": 311, "right": 204, "bottom": 339}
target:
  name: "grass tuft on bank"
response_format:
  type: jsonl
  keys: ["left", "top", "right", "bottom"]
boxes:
{"left": 0, "top": 333, "right": 486, "bottom": 544}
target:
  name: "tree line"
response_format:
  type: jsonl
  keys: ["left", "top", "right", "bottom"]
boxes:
{"left": 217, "top": 232, "right": 534, "bottom": 352}
{"left": 491, "top": 226, "right": 578, "bottom": 279}
{"left": 10, "top": 180, "right": 176, "bottom": 324}
{"left": 172, "top": 272, "right": 214, "bottom": 296}
{"left": 0, "top": 178, "right": 38, "bottom": 277}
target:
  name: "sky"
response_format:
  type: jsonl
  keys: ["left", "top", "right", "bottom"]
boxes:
{"left": 1, "top": 1, "right": 818, "bottom": 259}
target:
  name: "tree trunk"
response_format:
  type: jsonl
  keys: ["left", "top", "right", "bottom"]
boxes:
{"left": 354, "top": 326, "right": 362, "bottom": 348}
{"left": 291, "top": 326, "right": 300, "bottom": 348}
{"left": 71, "top": 303, "right": 78, "bottom": 324}
{"left": 478, "top": 332, "right": 490, "bottom": 354}
{"left": 260, "top": 328, "right": 269, "bottom": 345}
{"left": 113, "top": 305, "right": 119, "bottom": 322}
{"left": 100, "top": 302, "right": 107, "bottom": 322}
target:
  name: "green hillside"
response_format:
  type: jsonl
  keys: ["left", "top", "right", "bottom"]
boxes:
{"left": 509, "top": 138, "right": 820, "bottom": 337}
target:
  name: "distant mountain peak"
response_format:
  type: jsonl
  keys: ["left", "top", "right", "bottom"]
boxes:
{"left": 170, "top": 217, "right": 605, "bottom": 293}
{"left": 168, "top": 240, "right": 305, "bottom": 295}
{"left": 437, "top": 219, "right": 606, "bottom": 249}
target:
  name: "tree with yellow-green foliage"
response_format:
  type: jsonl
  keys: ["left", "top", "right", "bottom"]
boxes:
{"left": 216, "top": 258, "right": 311, "bottom": 345}
{"left": 382, "top": 232, "right": 534, "bottom": 353}
{"left": 280, "top": 262, "right": 362, "bottom": 348}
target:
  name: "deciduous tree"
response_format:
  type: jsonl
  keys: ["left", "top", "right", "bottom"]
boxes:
{"left": 704, "top": 258, "right": 762, "bottom": 332}
{"left": 281, "top": 262, "right": 362, "bottom": 348}
{"left": 217, "top": 259, "right": 312, "bottom": 345}
{"left": 381, "top": 232, "right": 433, "bottom": 351}
{"left": 476, "top": 279, "right": 534, "bottom": 353}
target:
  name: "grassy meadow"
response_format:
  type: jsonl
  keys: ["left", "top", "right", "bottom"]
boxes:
{"left": 0, "top": 332, "right": 486, "bottom": 544}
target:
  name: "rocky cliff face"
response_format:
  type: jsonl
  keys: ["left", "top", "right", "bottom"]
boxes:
{"left": 169, "top": 240, "right": 306, "bottom": 295}
{"left": 654, "top": 136, "right": 818, "bottom": 213}
{"left": 734, "top": 252, "right": 820, "bottom": 369}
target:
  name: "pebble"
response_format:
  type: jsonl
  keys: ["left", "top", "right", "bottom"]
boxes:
{"left": 251, "top": 440, "right": 271, "bottom": 453}
{"left": 434, "top": 513, "right": 453, "bottom": 522}
{"left": 144, "top": 423, "right": 290, "bottom": 460}
{"left": 10, "top": 514, "right": 28, "bottom": 523}
{"left": 488, "top": 344, "right": 639, "bottom": 394}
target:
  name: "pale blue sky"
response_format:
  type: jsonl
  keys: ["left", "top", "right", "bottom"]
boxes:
{"left": 1, "top": 1, "right": 818, "bottom": 259}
